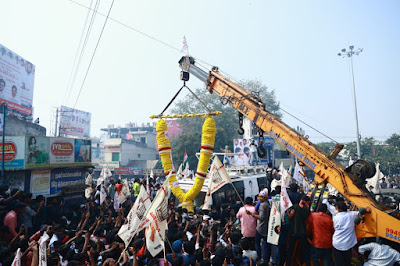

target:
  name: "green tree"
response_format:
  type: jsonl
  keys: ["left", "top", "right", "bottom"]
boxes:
{"left": 168, "top": 80, "right": 281, "bottom": 169}
{"left": 342, "top": 135, "right": 400, "bottom": 175}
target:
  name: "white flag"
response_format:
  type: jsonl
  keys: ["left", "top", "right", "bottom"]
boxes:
{"left": 39, "top": 232, "right": 50, "bottom": 266}
{"left": 106, "top": 167, "right": 113, "bottom": 180}
{"left": 119, "top": 179, "right": 131, "bottom": 204}
{"left": 97, "top": 176, "right": 104, "bottom": 187}
{"left": 303, "top": 178, "right": 311, "bottom": 194}
{"left": 100, "top": 184, "right": 107, "bottom": 205}
{"left": 267, "top": 201, "right": 281, "bottom": 245}
{"left": 145, "top": 175, "right": 170, "bottom": 257}
{"left": 176, "top": 163, "right": 183, "bottom": 179}
{"left": 209, "top": 156, "right": 232, "bottom": 194}
{"left": 118, "top": 185, "right": 151, "bottom": 247}
{"left": 202, "top": 189, "right": 212, "bottom": 210}
{"left": 12, "top": 248, "right": 21, "bottom": 266}
{"left": 181, "top": 36, "right": 188, "bottom": 54}
{"left": 183, "top": 162, "right": 190, "bottom": 179}
{"left": 85, "top": 174, "right": 93, "bottom": 185}
{"left": 280, "top": 163, "right": 293, "bottom": 218}
{"left": 146, "top": 175, "right": 151, "bottom": 196}
{"left": 366, "top": 163, "right": 382, "bottom": 200}
{"left": 292, "top": 162, "right": 304, "bottom": 185}
{"left": 114, "top": 191, "right": 119, "bottom": 211}
{"left": 85, "top": 187, "right": 93, "bottom": 199}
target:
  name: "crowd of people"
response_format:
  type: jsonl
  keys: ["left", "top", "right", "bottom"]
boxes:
{"left": 1, "top": 171, "right": 400, "bottom": 266}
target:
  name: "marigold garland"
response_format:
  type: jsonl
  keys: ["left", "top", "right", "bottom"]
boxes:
{"left": 156, "top": 117, "right": 216, "bottom": 212}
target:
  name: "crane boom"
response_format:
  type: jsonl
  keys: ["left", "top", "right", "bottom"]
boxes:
{"left": 179, "top": 56, "right": 400, "bottom": 243}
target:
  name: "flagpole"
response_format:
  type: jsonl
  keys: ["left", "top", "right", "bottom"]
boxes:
{"left": 230, "top": 183, "right": 246, "bottom": 207}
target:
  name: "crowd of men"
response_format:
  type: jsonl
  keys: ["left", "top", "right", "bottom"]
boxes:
{"left": 1, "top": 172, "right": 400, "bottom": 266}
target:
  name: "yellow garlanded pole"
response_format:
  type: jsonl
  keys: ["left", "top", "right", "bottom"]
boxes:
{"left": 155, "top": 116, "right": 216, "bottom": 212}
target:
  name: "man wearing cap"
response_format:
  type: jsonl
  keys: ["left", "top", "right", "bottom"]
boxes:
{"left": 247, "top": 188, "right": 270, "bottom": 263}
{"left": 166, "top": 239, "right": 190, "bottom": 265}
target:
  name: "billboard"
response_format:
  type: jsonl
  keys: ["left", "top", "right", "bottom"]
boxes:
{"left": 59, "top": 105, "right": 91, "bottom": 138}
{"left": 30, "top": 170, "right": 51, "bottom": 197}
{"left": 233, "top": 138, "right": 274, "bottom": 166}
{"left": 51, "top": 169, "right": 84, "bottom": 194}
{"left": 0, "top": 44, "right": 35, "bottom": 116}
{"left": 25, "top": 136, "right": 50, "bottom": 167}
{"left": 74, "top": 139, "right": 91, "bottom": 163}
{"left": 0, "top": 136, "right": 25, "bottom": 169}
{"left": 50, "top": 138, "right": 74, "bottom": 164}
{"left": 115, "top": 167, "right": 143, "bottom": 175}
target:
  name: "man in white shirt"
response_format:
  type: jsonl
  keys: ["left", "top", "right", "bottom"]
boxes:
{"left": 332, "top": 201, "right": 359, "bottom": 266}
{"left": 358, "top": 242, "right": 400, "bottom": 266}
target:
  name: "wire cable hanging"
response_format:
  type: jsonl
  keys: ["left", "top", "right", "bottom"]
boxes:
{"left": 73, "top": 0, "right": 115, "bottom": 108}
{"left": 63, "top": 0, "right": 95, "bottom": 102}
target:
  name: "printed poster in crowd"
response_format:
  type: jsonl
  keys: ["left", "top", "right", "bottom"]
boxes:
{"left": 0, "top": 136, "right": 25, "bottom": 169}
{"left": 12, "top": 247, "right": 21, "bottom": 266}
{"left": 118, "top": 179, "right": 131, "bottom": 204}
{"left": 39, "top": 232, "right": 50, "bottom": 266}
{"left": 25, "top": 136, "right": 50, "bottom": 167}
{"left": 267, "top": 201, "right": 281, "bottom": 245}
{"left": 118, "top": 185, "right": 151, "bottom": 247}
{"left": 280, "top": 163, "right": 293, "bottom": 218}
{"left": 49, "top": 138, "right": 74, "bottom": 164}
{"left": 74, "top": 139, "right": 91, "bottom": 163}
{"left": 243, "top": 178, "right": 259, "bottom": 199}
{"left": 145, "top": 175, "right": 170, "bottom": 256}
{"left": 59, "top": 105, "right": 91, "bottom": 138}
{"left": 0, "top": 44, "right": 35, "bottom": 117}
{"left": 100, "top": 184, "right": 107, "bottom": 205}
{"left": 50, "top": 169, "right": 84, "bottom": 194}
{"left": 114, "top": 191, "right": 119, "bottom": 211}
{"left": 31, "top": 170, "right": 51, "bottom": 197}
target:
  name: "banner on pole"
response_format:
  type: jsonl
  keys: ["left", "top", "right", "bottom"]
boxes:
{"left": 267, "top": 201, "right": 281, "bottom": 245}
{"left": 145, "top": 175, "right": 170, "bottom": 256}
{"left": 209, "top": 156, "right": 231, "bottom": 194}
{"left": 118, "top": 185, "right": 151, "bottom": 247}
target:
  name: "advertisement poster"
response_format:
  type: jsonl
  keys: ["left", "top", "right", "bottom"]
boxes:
{"left": 115, "top": 167, "right": 133, "bottom": 175}
{"left": 51, "top": 169, "right": 84, "bottom": 194}
{"left": 31, "top": 170, "right": 50, "bottom": 197}
{"left": 74, "top": 139, "right": 91, "bottom": 163}
{"left": 243, "top": 178, "right": 259, "bottom": 199}
{"left": 0, "top": 136, "right": 25, "bottom": 169}
{"left": 25, "top": 136, "right": 50, "bottom": 167}
{"left": 7, "top": 171, "right": 25, "bottom": 191}
{"left": 50, "top": 138, "right": 74, "bottom": 164}
{"left": 59, "top": 105, "right": 91, "bottom": 138}
{"left": 233, "top": 138, "right": 274, "bottom": 166}
{"left": 0, "top": 44, "right": 35, "bottom": 116}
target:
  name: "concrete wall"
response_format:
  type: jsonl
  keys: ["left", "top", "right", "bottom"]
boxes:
{"left": 4, "top": 116, "right": 46, "bottom": 136}
{"left": 120, "top": 140, "right": 157, "bottom": 166}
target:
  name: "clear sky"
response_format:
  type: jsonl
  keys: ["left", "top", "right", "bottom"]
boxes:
{"left": 1, "top": 0, "right": 399, "bottom": 144}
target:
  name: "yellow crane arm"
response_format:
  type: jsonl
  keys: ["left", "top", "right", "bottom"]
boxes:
{"left": 179, "top": 56, "right": 400, "bottom": 243}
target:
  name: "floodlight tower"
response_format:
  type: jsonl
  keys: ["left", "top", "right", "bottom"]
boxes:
{"left": 338, "top": 45, "right": 363, "bottom": 159}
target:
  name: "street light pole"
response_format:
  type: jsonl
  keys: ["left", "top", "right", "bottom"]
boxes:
{"left": 338, "top": 45, "right": 363, "bottom": 159}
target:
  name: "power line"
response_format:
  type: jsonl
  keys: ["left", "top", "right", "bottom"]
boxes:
{"left": 67, "top": 0, "right": 101, "bottom": 105}
{"left": 63, "top": 0, "right": 94, "bottom": 103}
{"left": 66, "top": 0, "right": 339, "bottom": 144}
{"left": 73, "top": 0, "right": 115, "bottom": 108}
{"left": 68, "top": 0, "right": 182, "bottom": 53}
